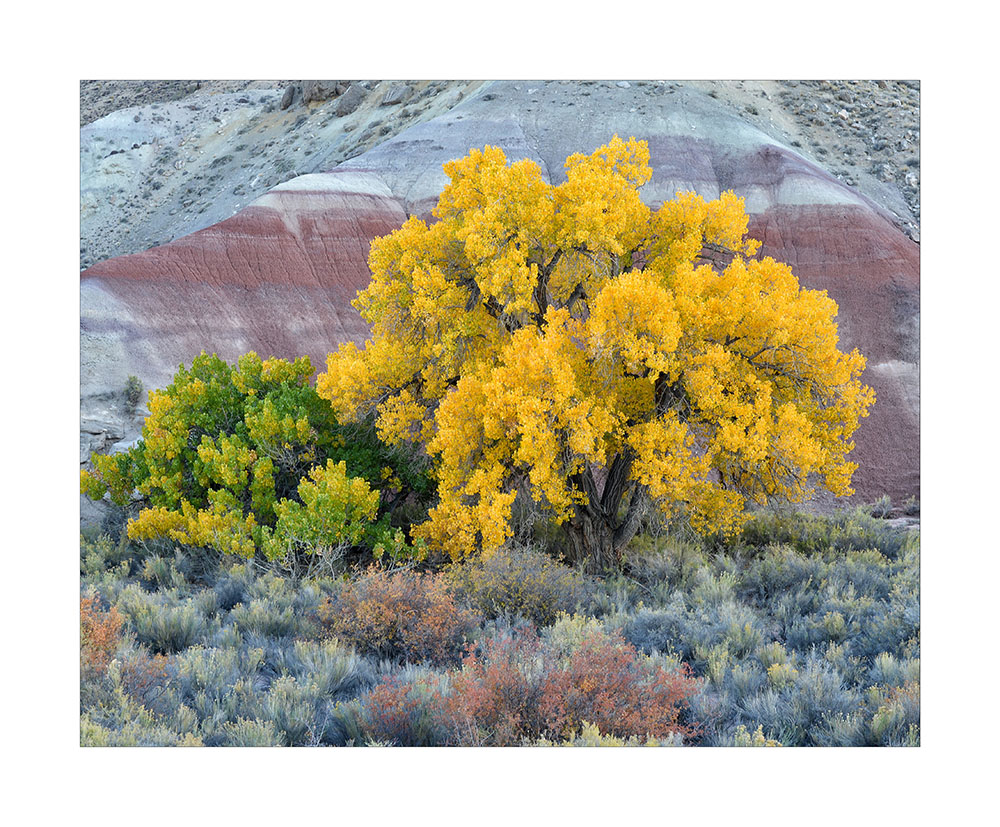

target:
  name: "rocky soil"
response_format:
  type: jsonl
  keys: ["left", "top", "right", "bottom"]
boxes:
{"left": 81, "top": 80, "right": 292, "bottom": 126}
{"left": 688, "top": 80, "right": 920, "bottom": 240}
{"left": 80, "top": 80, "right": 485, "bottom": 269}
{"left": 80, "top": 79, "right": 919, "bottom": 271}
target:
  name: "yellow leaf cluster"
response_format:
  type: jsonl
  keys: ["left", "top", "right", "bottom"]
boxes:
{"left": 128, "top": 491, "right": 258, "bottom": 559}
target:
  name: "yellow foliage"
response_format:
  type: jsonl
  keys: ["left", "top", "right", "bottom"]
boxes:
{"left": 318, "top": 137, "right": 875, "bottom": 564}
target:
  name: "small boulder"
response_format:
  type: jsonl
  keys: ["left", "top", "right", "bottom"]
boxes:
{"left": 280, "top": 84, "right": 296, "bottom": 110}
{"left": 335, "top": 84, "right": 367, "bottom": 116}
{"left": 380, "top": 83, "right": 411, "bottom": 106}
{"left": 303, "top": 81, "right": 340, "bottom": 103}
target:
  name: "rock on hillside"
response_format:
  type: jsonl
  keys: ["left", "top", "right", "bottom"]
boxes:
{"left": 81, "top": 79, "right": 919, "bottom": 512}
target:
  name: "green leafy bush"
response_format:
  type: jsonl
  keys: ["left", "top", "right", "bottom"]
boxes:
{"left": 124, "top": 374, "right": 144, "bottom": 413}
{"left": 81, "top": 352, "right": 431, "bottom": 564}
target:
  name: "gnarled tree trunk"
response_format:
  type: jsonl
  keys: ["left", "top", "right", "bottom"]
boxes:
{"left": 563, "top": 453, "right": 647, "bottom": 572}
{"left": 565, "top": 507, "right": 617, "bottom": 572}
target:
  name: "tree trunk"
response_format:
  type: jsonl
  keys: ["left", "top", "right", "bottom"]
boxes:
{"left": 563, "top": 457, "right": 648, "bottom": 572}
{"left": 564, "top": 507, "right": 616, "bottom": 573}
{"left": 563, "top": 503, "right": 646, "bottom": 573}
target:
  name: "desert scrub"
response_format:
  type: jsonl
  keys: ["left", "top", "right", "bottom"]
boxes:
{"left": 114, "top": 584, "right": 217, "bottom": 654}
{"left": 622, "top": 533, "right": 710, "bottom": 592}
{"left": 444, "top": 544, "right": 591, "bottom": 626}
{"left": 350, "top": 670, "right": 455, "bottom": 746}
{"left": 81, "top": 687, "right": 203, "bottom": 747}
{"left": 82, "top": 637, "right": 377, "bottom": 746}
{"left": 714, "top": 724, "right": 782, "bottom": 747}
{"left": 317, "top": 565, "right": 479, "bottom": 666}
{"left": 353, "top": 620, "right": 700, "bottom": 746}
{"left": 166, "top": 638, "right": 375, "bottom": 746}
{"left": 735, "top": 507, "right": 913, "bottom": 561}
{"left": 608, "top": 513, "right": 919, "bottom": 746}
{"left": 536, "top": 626, "right": 701, "bottom": 742}
{"left": 80, "top": 594, "right": 125, "bottom": 677}
{"left": 79, "top": 508, "right": 918, "bottom": 747}
{"left": 533, "top": 721, "right": 684, "bottom": 746}
{"left": 619, "top": 596, "right": 772, "bottom": 667}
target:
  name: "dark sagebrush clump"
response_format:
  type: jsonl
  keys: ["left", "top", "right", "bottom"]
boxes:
{"left": 445, "top": 544, "right": 591, "bottom": 626}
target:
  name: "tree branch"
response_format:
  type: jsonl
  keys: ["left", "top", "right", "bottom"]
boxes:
{"left": 612, "top": 483, "right": 647, "bottom": 554}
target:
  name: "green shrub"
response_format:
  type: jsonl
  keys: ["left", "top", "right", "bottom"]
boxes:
{"left": 623, "top": 534, "right": 709, "bottom": 591}
{"left": 229, "top": 599, "right": 299, "bottom": 638}
{"left": 869, "top": 495, "right": 893, "bottom": 518}
{"left": 272, "top": 639, "right": 375, "bottom": 700}
{"left": 221, "top": 717, "right": 285, "bottom": 747}
{"left": 81, "top": 701, "right": 203, "bottom": 747}
{"left": 722, "top": 724, "right": 782, "bottom": 747}
{"left": 124, "top": 374, "right": 144, "bottom": 413}
{"left": 866, "top": 682, "right": 920, "bottom": 746}
{"left": 141, "top": 554, "right": 187, "bottom": 591}
{"left": 81, "top": 352, "right": 431, "bottom": 564}
{"left": 260, "top": 676, "right": 328, "bottom": 746}
{"left": 737, "top": 507, "right": 912, "bottom": 560}
{"left": 115, "top": 585, "right": 214, "bottom": 654}
{"left": 533, "top": 721, "right": 684, "bottom": 746}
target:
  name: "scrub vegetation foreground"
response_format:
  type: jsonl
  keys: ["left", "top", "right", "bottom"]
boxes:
{"left": 81, "top": 138, "right": 916, "bottom": 747}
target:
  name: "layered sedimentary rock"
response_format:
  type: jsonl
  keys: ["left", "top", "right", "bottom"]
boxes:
{"left": 81, "top": 171, "right": 404, "bottom": 407}
{"left": 81, "top": 80, "right": 919, "bottom": 505}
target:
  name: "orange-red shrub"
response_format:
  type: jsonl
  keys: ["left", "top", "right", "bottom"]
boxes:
{"left": 365, "top": 677, "right": 440, "bottom": 747}
{"left": 359, "top": 624, "right": 702, "bottom": 746}
{"left": 440, "top": 629, "right": 545, "bottom": 746}
{"left": 538, "top": 630, "right": 701, "bottom": 741}
{"left": 120, "top": 650, "right": 173, "bottom": 712}
{"left": 317, "top": 565, "right": 479, "bottom": 666}
{"left": 80, "top": 595, "right": 124, "bottom": 676}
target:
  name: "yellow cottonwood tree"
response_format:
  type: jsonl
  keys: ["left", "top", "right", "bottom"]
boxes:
{"left": 318, "top": 136, "right": 874, "bottom": 570}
